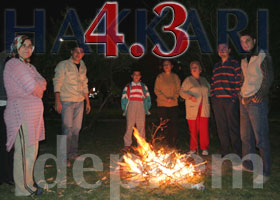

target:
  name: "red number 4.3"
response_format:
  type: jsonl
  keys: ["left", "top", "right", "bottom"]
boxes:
{"left": 85, "top": 2, "right": 124, "bottom": 57}
{"left": 85, "top": 2, "right": 189, "bottom": 58}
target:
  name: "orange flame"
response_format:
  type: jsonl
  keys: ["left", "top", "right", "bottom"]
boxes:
{"left": 119, "top": 128, "right": 205, "bottom": 186}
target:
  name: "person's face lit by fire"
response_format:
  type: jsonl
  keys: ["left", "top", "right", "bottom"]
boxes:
{"left": 190, "top": 62, "right": 202, "bottom": 79}
{"left": 162, "top": 60, "right": 173, "bottom": 74}
{"left": 131, "top": 71, "right": 141, "bottom": 83}
{"left": 18, "top": 39, "right": 33, "bottom": 59}
{"left": 71, "top": 47, "right": 84, "bottom": 63}
{"left": 240, "top": 35, "right": 256, "bottom": 52}
{"left": 218, "top": 43, "right": 231, "bottom": 59}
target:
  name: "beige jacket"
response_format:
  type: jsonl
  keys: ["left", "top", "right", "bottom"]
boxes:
{"left": 53, "top": 57, "right": 89, "bottom": 102}
{"left": 180, "top": 76, "right": 210, "bottom": 120}
{"left": 240, "top": 50, "right": 265, "bottom": 98}
{"left": 154, "top": 72, "right": 181, "bottom": 107}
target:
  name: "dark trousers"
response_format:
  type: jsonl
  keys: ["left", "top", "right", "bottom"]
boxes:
{"left": 0, "top": 106, "right": 14, "bottom": 183}
{"left": 211, "top": 97, "right": 242, "bottom": 157}
{"left": 157, "top": 106, "right": 179, "bottom": 148}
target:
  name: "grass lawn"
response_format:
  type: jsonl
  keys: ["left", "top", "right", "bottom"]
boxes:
{"left": 0, "top": 105, "right": 280, "bottom": 200}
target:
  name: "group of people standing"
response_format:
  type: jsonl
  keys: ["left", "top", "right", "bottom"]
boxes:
{"left": 0, "top": 35, "right": 90, "bottom": 196}
{"left": 122, "top": 31, "right": 274, "bottom": 185}
{"left": 0, "top": 30, "right": 274, "bottom": 196}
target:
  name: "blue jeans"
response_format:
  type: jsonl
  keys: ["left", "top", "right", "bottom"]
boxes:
{"left": 240, "top": 101, "right": 271, "bottom": 176}
{"left": 61, "top": 101, "right": 84, "bottom": 159}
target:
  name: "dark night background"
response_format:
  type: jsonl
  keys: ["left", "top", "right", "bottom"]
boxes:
{"left": 0, "top": 0, "right": 279, "bottom": 110}
{"left": 1, "top": 2, "right": 280, "bottom": 199}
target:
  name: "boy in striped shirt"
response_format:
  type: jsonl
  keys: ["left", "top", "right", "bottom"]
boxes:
{"left": 211, "top": 43, "right": 242, "bottom": 157}
{"left": 121, "top": 69, "right": 151, "bottom": 151}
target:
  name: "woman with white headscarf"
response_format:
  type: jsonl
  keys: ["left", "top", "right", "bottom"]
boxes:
{"left": 4, "top": 35, "right": 46, "bottom": 196}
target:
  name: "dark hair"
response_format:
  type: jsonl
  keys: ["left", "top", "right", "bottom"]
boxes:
{"left": 239, "top": 30, "right": 256, "bottom": 39}
{"left": 190, "top": 60, "right": 202, "bottom": 71}
{"left": 161, "top": 59, "right": 174, "bottom": 66}
{"left": 131, "top": 66, "right": 141, "bottom": 74}
{"left": 159, "top": 59, "right": 175, "bottom": 72}
{"left": 70, "top": 44, "right": 85, "bottom": 51}
{"left": 217, "top": 43, "right": 229, "bottom": 48}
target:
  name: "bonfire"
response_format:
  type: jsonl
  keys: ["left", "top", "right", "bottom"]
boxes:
{"left": 117, "top": 123, "right": 206, "bottom": 190}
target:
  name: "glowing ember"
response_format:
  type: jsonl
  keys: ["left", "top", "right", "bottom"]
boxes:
{"left": 118, "top": 128, "right": 206, "bottom": 188}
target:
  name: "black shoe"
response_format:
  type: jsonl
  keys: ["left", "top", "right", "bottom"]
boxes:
{"left": 31, "top": 183, "right": 43, "bottom": 196}
{"left": 31, "top": 188, "right": 43, "bottom": 196}
{"left": 5, "top": 180, "right": 15, "bottom": 186}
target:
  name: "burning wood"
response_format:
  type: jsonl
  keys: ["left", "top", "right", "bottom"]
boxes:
{"left": 117, "top": 127, "right": 206, "bottom": 189}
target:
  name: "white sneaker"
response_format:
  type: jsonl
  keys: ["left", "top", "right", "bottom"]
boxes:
{"left": 232, "top": 164, "right": 253, "bottom": 173}
{"left": 232, "top": 164, "right": 243, "bottom": 171}
{"left": 202, "top": 150, "right": 208, "bottom": 156}
{"left": 253, "top": 174, "right": 269, "bottom": 184}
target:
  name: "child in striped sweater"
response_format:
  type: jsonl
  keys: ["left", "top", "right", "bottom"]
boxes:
{"left": 121, "top": 69, "right": 151, "bottom": 151}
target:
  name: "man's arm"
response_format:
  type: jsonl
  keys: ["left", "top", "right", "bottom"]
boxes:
{"left": 81, "top": 65, "right": 90, "bottom": 114}
{"left": 55, "top": 92, "right": 62, "bottom": 114}
{"left": 53, "top": 62, "right": 65, "bottom": 93}
{"left": 242, "top": 55, "right": 274, "bottom": 104}
{"left": 84, "top": 93, "right": 91, "bottom": 114}
{"left": 252, "top": 55, "right": 274, "bottom": 103}
{"left": 53, "top": 62, "right": 65, "bottom": 114}
{"left": 233, "top": 61, "right": 241, "bottom": 99}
